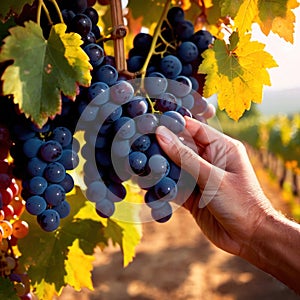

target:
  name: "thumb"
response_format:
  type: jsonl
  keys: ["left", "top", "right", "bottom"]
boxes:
{"left": 156, "top": 126, "right": 214, "bottom": 190}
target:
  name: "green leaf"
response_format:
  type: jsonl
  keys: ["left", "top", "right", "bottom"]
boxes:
{"left": 213, "top": 36, "right": 244, "bottom": 80}
{"left": 0, "top": 21, "right": 92, "bottom": 127}
{"left": 0, "top": 0, "right": 35, "bottom": 21}
{"left": 258, "top": 0, "right": 288, "bottom": 21}
{"left": 228, "top": 31, "right": 239, "bottom": 50}
{"left": 0, "top": 277, "right": 19, "bottom": 300}
{"left": 220, "top": 0, "right": 244, "bottom": 17}
{"left": 0, "top": 17, "right": 16, "bottom": 45}
{"left": 18, "top": 188, "right": 108, "bottom": 299}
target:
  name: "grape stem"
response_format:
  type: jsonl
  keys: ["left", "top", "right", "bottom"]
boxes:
{"left": 139, "top": 0, "right": 172, "bottom": 81}
{"left": 48, "top": 0, "right": 64, "bottom": 24}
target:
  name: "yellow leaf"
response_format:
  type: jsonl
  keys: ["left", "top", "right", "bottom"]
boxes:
{"left": 199, "top": 32, "right": 278, "bottom": 120}
{"left": 256, "top": 0, "right": 299, "bottom": 42}
{"left": 234, "top": 0, "right": 258, "bottom": 34}
{"left": 64, "top": 239, "right": 95, "bottom": 291}
{"left": 33, "top": 279, "right": 60, "bottom": 300}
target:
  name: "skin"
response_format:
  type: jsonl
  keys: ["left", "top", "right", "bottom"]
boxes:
{"left": 156, "top": 117, "right": 300, "bottom": 294}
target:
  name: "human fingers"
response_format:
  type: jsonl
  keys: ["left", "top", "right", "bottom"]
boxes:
{"left": 156, "top": 125, "right": 224, "bottom": 190}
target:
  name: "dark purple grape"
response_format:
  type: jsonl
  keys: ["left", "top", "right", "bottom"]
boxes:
{"left": 175, "top": 20, "right": 194, "bottom": 41}
{"left": 167, "top": 7, "right": 185, "bottom": 26}
{"left": 160, "top": 55, "right": 182, "bottom": 79}
{"left": 70, "top": 13, "right": 92, "bottom": 37}
{"left": 190, "top": 29, "right": 214, "bottom": 53}
{"left": 39, "top": 140, "right": 63, "bottom": 162}
{"left": 83, "top": 43, "right": 105, "bottom": 67}
{"left": 83, "top": 7, "right": 99, "bottom": 25}
{"left": 133, "top": 33, "right": 153, "bottom": 53}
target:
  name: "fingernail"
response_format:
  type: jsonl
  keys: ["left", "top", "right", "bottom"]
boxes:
{"left": 157, "top": 126, "right": 173, "bottom": 144}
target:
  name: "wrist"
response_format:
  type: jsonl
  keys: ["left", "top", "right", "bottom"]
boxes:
{"left": 240, "top": 209, "right": 300, "bottom": 293}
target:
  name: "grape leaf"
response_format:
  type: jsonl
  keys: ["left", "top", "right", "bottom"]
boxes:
{"left": 0, "top": 0, "right": 35, "bottom": 21}
{"left": 257, "top": 0, "right": 299, "bottom": 43}
{"left": 65, "top": 239, "right": 95, "bottom": 291}
{"left": 74, "top": 181, "right": 143, "bottom": 267}
{"left": 18, "top": 189, "right": 108, "bottom": 299}
{"left": 0, "top": 277, "right": 19, "bottom": 300}
{"left": 199, "top": 32, "right": 278, "bottom": 120}
{"left": 220, "top": 0, "right": 244, "bottom": 18}
{"left": 0, "top": 21, "right": 92, "bottom": 127}
{"left": 233, "top": 0, "right": 258, "bottom": 35}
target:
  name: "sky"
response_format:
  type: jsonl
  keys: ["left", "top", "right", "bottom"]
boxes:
{"left": 251, "top": 7, "right": 300, "bottom": 91}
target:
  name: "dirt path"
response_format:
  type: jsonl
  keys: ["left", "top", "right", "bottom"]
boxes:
{"left": 58, "top": 149, "right": 300, "bottom": 300}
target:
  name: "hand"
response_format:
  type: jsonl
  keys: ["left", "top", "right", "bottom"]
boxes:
{"left": 156, "top": 117, "right": 275, "bottom": 257}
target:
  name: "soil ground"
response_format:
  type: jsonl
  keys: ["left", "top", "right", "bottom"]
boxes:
{"left": 58, "top": 149, "right": 300, "bottom": 300}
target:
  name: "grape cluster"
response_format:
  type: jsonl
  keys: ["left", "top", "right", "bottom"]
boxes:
{"left": 9, "top": 119, "right": 78, "bottom": 232}
{"left": 128, "top": 6, "right": 214, "bottom": 96}
{"left": 0, "top": 125, "right": 31, "bottom": 299}
{"left": 79, "top": 79, "right": 193, "bottom": 222}
{"left": 74, "top": 6, "right": 213, "bottom": 222}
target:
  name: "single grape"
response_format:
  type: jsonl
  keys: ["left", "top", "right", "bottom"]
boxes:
{"left": 88, "top": 82, "right": 110, "bottom": 105}
{"left": 181, "top": 93, "right": 194, "bottom": 110}
{"left": 147, "top": 154, "right": 170, "bottom": 177}
{"left": 94, "top": 65, "right": 118, "bottom": 86}
{"left": 53, "top": 200, "right": 70, "bottom": 218}
{"left": 131, "top": 134, "right": 151, "bottom": 152}
{"left": 110, "top": 81, "right": 134, "bottom": 105}
{"left": 167, "top": 6, "right": 185, "bottom": 26}
{"left": 12, "top": 220, "right": 29, "bottom": 239}
{"left": 27, "top": 157, "right": 47, "bottom": 177}
{"left": 151, "top": 202, "right": 172, "bottom": 223}
{"left": 127, "top": 56, "right": 146, "bottom": 73}
{"left": 44, "top": 162, "right": 66, "bottom": 183}
{"left": 25, "top": 195, "right": 47, "bottom": 215}
{"left": 154, "top": 92, "right": 178, "bottom": 112}
{"left": 84, "top": 43, "right": 105, "bottom": 67}
{"left": 70, "top": 13, "right": 92, "bottom": 37}
{"left": 106, "top": 182, "right": 126, "bottom": 202}
{"left": 168, "top": 76, "right": 192, "bottom": 98}
{"left": 44, "top": 184, "right": 66, "bottom": 206}
{"left": 113, "top": 117, "right": 136, "bottom": 139}
{"left": 159, "top": 110, "right": 186, "bottom": 134}
{"left": 95, "top": 198, "right": 115, "bottom": 218}
{"left": 38, "top": 209, "right": 60, "bottom": 232}
{"left": 83, "top": 7, "right": 99, "bottom": 25}
{"left": 124, "top": 96, "right": 149, "bottom": 117}
{"left": 174, "top": 20, "right": 194, "bottom": 41}
{"left": 128, "top": 151, "right": 147, "bottom": 175}
{"left": 154, "top": 176, "right": 178, "bottom": 201}
{"left": 39, "top": 140, "right": 63, "bottom": 162}
{"left": 136, "top": 113, "right": 159, "bottom": 134}
{"left": 190, "top": 29, "right": 214, "bottom": 53}
{"left": 133, "top": 32, "right": 153, "bottom": 53}
{"left": 160, "top": 55, "right": 182, "bottom": 79}
{"left": 52, "top": 127, "right": 73, "bottom": 147}
{"left": 145, "top": 72, "right": 168, "bottom": 96}
{"left": 86, "top": 181, "right": 107, "bottom": 202}
{"left": 58, "top": 173, "right": 74, "bottom": 193}
{"left": 58, "top": 149, "right": 79, "bottom": 170}
{"left": 22, "top": 138, "right": 44, "bottom": 158}
{"left": 177, "top": 41, "right": 199, "bottom": 63}
{"left": 144, "top": 188, "right": 166, "bottom": 209}
{"left": 28, "top": 176, "right": 48, "bottom": 195}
